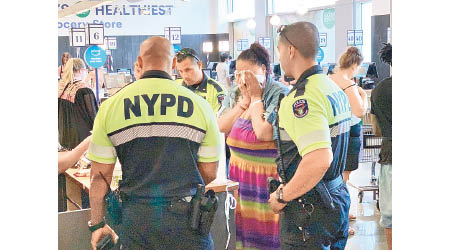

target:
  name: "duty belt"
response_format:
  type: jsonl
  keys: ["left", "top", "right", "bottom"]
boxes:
{"left": 120, "top": 192, "right": 193, "bottom": 206}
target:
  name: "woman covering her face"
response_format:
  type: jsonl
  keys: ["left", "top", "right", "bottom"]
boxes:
{"left": 217, "top": 43, "right": 289, "bottom": 250}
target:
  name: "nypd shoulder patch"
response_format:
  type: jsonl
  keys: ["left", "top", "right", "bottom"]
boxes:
{"left": 292, "top": 99, "right": 308, "bottom": 118}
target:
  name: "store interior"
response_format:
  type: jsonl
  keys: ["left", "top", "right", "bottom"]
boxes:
{"left": 57, "top": 0, "right": 392, "bottom": 249}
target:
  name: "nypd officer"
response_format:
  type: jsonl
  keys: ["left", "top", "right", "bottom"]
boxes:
{"left": 268, "top": 21, "right": 352, "bottom": 249}
{"left": 87, "top": 36, "right": 221, "bottom": 249}
{"left": 176, "top": 48, "right": 227, "bottom": 114}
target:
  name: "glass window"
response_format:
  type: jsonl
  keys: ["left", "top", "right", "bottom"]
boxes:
{"left": 361, "top": 2, "right": 372, "bottom": 62}
{"left": 228, "top": 0, "right": 255, "bottom": 19}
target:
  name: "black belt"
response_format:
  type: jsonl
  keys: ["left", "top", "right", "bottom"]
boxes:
{"left": 120, "top": 192, "right": 193, "bottom": 206}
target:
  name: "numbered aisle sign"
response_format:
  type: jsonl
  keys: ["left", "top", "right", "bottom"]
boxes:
{"left": 86, "top": 24, "right": 104, "bottom": 45}
{"left": 84, "top": 45, "right": 107, "bottom": 69}
{"left": 69, "top": 28, "right": 86, "bottom": 47}
{"left": 347, "top": 30, "right": 355, "bottom": 46}
{"left": 164, "top": 27, "right": 181, "bottom": 44}
{"left": 106, "top": 37, "right": 117, "bottom": 50}
{"left": 355, "top": 30, "right": 363, "bottom": 45}
{"left": 319, "top": 33, "right": 327, "bottom": 47}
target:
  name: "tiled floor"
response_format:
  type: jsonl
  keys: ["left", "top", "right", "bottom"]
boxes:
{"left": 345, "top": 162, "right": 388, "bottom": 250}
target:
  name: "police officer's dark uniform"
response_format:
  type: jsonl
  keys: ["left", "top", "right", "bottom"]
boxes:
{"left": 275, "top": 65, "right": 352, "bottom": 249}
{"left": 87, "top": 70, "right": 221, "bottom": 249}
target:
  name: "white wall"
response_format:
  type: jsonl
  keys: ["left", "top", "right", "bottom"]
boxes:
{"left": 372, "top": 0, "right": 390, "bottom": 16}
{"left": 58, "top": 0, "right": 229, "bottom": 36}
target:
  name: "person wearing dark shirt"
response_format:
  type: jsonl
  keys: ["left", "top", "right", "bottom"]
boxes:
{"left": 370, "top": 42, "right": 392, "bottom": 250}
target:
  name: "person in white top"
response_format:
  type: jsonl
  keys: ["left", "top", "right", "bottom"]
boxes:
{"left": 216, "top": 52, "right": 232, "bottom": 90}
{"left": 329, "top": 46, "right": 368, "bottom": 235}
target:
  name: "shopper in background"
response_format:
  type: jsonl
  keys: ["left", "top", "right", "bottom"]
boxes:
{"left": 88, "top": 37, "right": 220, "bottom": 249}
{"left": 58, "top": 52, "right": 71, "bottom": 80}
{"left": 217, "top": 42, "right": 289, "bottom": 250}
{"left": 58, "top": 58, "right": 98, "bottom": 150}
{"left": 176, "top": 47, "right": 227, "bottom": 114}
{"left": 269, "top": 21, "right": 351, "bottom": 249}
{"left": 85, "top": 66, "right": 106, "bottom": 93}
{"left": 370, "top": 42, "right": 392, "bottom": 250}
{"left": 58, "top": 136, "right": 91, "bottom": 175}
{"left": 216, "top": 52, "right": 232, "bottom": 90}
{"left": 329, "top": 46, "right": 368, "bottom": 234}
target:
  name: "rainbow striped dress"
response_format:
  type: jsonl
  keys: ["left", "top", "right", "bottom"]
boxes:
{"left": 227, "top": 118, "right": 280, "bottom": 250}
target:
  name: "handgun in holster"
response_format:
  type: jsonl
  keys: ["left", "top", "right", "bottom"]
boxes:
{"left": 190, "top": 184, "right": 219, "bottom": 235}
{"left": 99, "top": 172, "right": 122, "bottom": 225}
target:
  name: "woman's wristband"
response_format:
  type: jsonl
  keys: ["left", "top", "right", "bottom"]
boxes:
{"left": 342, "top": 83, "right": 357, "bottom": 91}
{"left": 249, "top": 99, "right": 263, "bottom": 109}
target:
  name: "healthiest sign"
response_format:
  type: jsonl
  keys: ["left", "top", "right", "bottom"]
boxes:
{"left": 84, "top": 45, "right": 107, "bottom": 69}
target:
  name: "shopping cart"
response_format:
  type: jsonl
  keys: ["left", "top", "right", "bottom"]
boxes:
{"left": 356, "top": 124, "right": 383, "bottom": 208}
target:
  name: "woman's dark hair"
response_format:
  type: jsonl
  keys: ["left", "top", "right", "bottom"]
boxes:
{"left": 61, "top": 52, "right": 71, "bottom": 66}
{"left": 338, "top": 46, "right": 363, "bottom": 69}
{"left": 237, "top": 43, "right": 272, "bottom": 77}
{"left": 220, "top": 52, "right": 229, "bottom": 62}
{"left": 379, "top": 43, "right": 392, "bottom": 66}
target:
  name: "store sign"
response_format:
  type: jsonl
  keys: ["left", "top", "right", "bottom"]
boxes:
{"left": 84, "top": 45, "right": 107, "bottom": 69}
{"left": 86, "top": 24, "right": 104, "bottom": 45}
{"left": 323, "top": 9, "right": 335, "bottom": 29}
{"left": 347, "top": 30, "right": 363, "bottom": 46}
{"left": 57, "top": 0, "right": 226, "bottom": 36}
{"left": 164, "top": 27, "right": 181, "bottom": 44}
{"left": 316, "top": 47, "right": 324, "bottom": 63}
{"left": 106, "top": 37, "right": 117, "bottom": 50}
{"left": 319, "top": 33, "right": 327, "bottom": 47}
{"left": 258, "top": 37, "right": 271, "bottom": 49}
{"left": 69, "top": 27, "right": 86, "bottom": 47}
{"left": 355, "top": 30, "right": 363, "bottom": 45}
{"left": 347, "top": 30, "right": 355, "bottom": 46}
{"left": 237, "top": 39, "right": 249, "bottom": 51}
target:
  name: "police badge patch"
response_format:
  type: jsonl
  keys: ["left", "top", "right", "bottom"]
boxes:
{"left": 217, "top": 94, "right": 225, "bottom": 106}
{"left": 292, "top": 99, "right": 308, "bottom": 118}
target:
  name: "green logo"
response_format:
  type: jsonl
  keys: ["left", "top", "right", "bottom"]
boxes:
{"left": 76, "top": 10, "right": 90, "bottom": 18}
{"left": 323, "top": 9, "right": 335, "bottom": 29}
{"left": 75, "top": 1, "right": 90, "bottom": 18}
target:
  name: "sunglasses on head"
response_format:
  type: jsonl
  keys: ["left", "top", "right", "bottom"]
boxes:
{"left": 277, "top": 25, "right": 297, "bottom": 50}
{"left": 176, "top": 49, "right": 201, "bottom": 62}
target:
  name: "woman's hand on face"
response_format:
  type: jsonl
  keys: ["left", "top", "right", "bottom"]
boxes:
{"left": 237, "top": 77, "right": 251, "bottom": 106}
{"left": 243, "top": 71, "right": 263, "bottom": 101}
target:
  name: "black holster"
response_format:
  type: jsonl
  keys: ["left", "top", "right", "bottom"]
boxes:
{"left": 190, "top": 185, "right": 218, "bottom": 235}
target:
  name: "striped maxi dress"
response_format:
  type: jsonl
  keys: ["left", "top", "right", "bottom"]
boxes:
{"left": 227, "top": 118, "right": 280, "bottom": 250}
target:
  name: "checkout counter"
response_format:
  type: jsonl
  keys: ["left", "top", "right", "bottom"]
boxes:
{"left": 60, "top": 163, "right": 239, "bottom": 250}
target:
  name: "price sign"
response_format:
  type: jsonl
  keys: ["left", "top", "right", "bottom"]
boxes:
{"left": 355, "top": 30, "right": 363, "bottom": 45}
{"left": 319, "top": 33, "right": 327, "bottom": 47}
{"left": 69, "top": 28, "right": 86, "bottom": 47}
{"left": 86, "top": 24, "right": 104, "bottom": 45}
{"left": 347, "top": 30, "right": 355, "bottom": 46}
{"left": 164, "top": 27, "right": 181, "bottom": 44}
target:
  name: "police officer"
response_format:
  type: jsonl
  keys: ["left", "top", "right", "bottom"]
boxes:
{"left": 268, "top": 21, "right": 352, "bottom": 249}
{"left": 87, "top": 37, "right": 221, "bottom": 250}
{"left": 176, "top": 48, "right": 227, "bottom": 114}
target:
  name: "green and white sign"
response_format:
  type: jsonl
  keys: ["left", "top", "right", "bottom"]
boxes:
{"left": 323, "top": 9, "right": 335, "bottom": 29}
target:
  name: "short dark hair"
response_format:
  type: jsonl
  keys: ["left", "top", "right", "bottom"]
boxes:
{"left": 278, "top": 21, "right": 319, "bottom": 59}
{"left": 379, "top": 43, "right": 392, "bottom": 66}
{"left": 237, "top": 43, "right": 272, "bottom": 77}
{"left": 220, "top": 52, "right": 229, "bottom": 62}
{"left": 176, "top": 48, "right": 200, "bottom": 63}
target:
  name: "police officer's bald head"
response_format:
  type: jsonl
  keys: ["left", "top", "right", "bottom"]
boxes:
{"left": 278, "top": 21, "right": 319, "bottom": 60}
{"left": 137, "top": 36, "right": 175, "bottom": 75}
